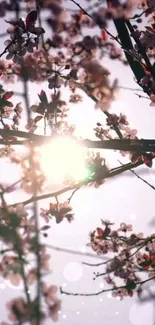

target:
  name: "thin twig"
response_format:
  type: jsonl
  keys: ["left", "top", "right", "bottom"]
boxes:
{"left": 134, "top": 93, "right": 149, "bottom": 100}
{"left": 16, "top": 159, "right": 147, "bottom": 206}
{"left": 82, "top": 258, "right": 113, "bottom": 267}
{"left": 130, "top": 8, "right": 149, "bottom": 20}
{"left": 45, "top": 244, "right": 110, "bottom": 261}
{"left": 60, "top": 276, "right": 155, "bottom": 296}
{"left": 70, "top": 0, "right": 149, "bottom": 71}
{"left": 118, "top": 160, "right": 155, "bottom": 191}
{"left": 3, "top": 178, "right": 23, "bottom": 193}
{"left": 94, "top": 241, "right": 148, "bottom": 279}
{"left": 0, "top": 32, "right": 8, "bottom": 37}
{"left": 69, "top": 0, "right": 119, "bottom": 42}
{"left": 55, "top": 195, "right": 59, "bottom": 205}
{"left": 68, "top": 188, "right": 80, "bottom": 203}
{"left": 117, "top": 86, "right": 143, "bottom": 92}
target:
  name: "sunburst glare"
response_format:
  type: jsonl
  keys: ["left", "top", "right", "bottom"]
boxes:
{"left": 36, "top": 137, "right": 89, "bottom": 184}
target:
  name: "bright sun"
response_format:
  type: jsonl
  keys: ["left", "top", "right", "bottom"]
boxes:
{"left": 36, "top": 137, "right": 89, "bottom": 184}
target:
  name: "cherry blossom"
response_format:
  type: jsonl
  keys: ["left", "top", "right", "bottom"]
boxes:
{"left": 1, "top": 0, "right": 155, "bottom": 323}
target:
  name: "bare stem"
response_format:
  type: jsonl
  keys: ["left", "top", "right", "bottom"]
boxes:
{"left": 16, "top": 159, "right": 146, "bottom": 206}
{"left": 60, "top": 276, "right": 155, "bottom": 297}
{"left": 45, "top": 244, "right": 110, "bottom": 261}
{"left": 22, "top": 73, "right": 41, "bottom": 324}
{"left": 118, "top": 160, "right": 155, "bottom": 191}
{"left": 1, "top": 129, "right": 155, "bottom": 152}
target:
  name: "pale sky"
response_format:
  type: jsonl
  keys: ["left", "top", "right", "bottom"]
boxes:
{"left": 0, "top": 1, "right": 155, "bottom": 325}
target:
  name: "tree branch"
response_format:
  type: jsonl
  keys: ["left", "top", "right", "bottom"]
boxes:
{"left": 60, "top": 276, "right": 155, "bottom": 296}
{"left": 1, "top": 129, "right": 155, "bottom": 152}
{"left": 118, "top": 160, "right": 155, "bottom": 190}
{"left": 45, "top": 244, "right": 110, "bottom": 261}
{"left": 17, "top": 159, "right": 146, "bottom": 206}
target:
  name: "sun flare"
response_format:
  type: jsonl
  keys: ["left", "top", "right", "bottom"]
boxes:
{"left": 36, "top": 137, "right": 89, "bottom": 184}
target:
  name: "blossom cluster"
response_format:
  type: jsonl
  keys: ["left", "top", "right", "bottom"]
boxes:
{"left": 87, "top": 219, "right": 155, "bottom": 299}
{"left": 0, "top": 0, "right": 155, "bottom": 323}
{"left": 0, "top": 201, "right": 61, "bottom": 323}
{"left": 5, "top": 10, "right": 44, "bottom": 63}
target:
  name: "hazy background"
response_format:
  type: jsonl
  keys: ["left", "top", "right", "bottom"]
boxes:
{"left": 0, "top": 1, "right": 155, "bottom": 324}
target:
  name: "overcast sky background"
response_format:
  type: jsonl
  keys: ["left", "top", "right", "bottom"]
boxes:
{"left": 1, "top": 1, "right": 155, "bottom": 324}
